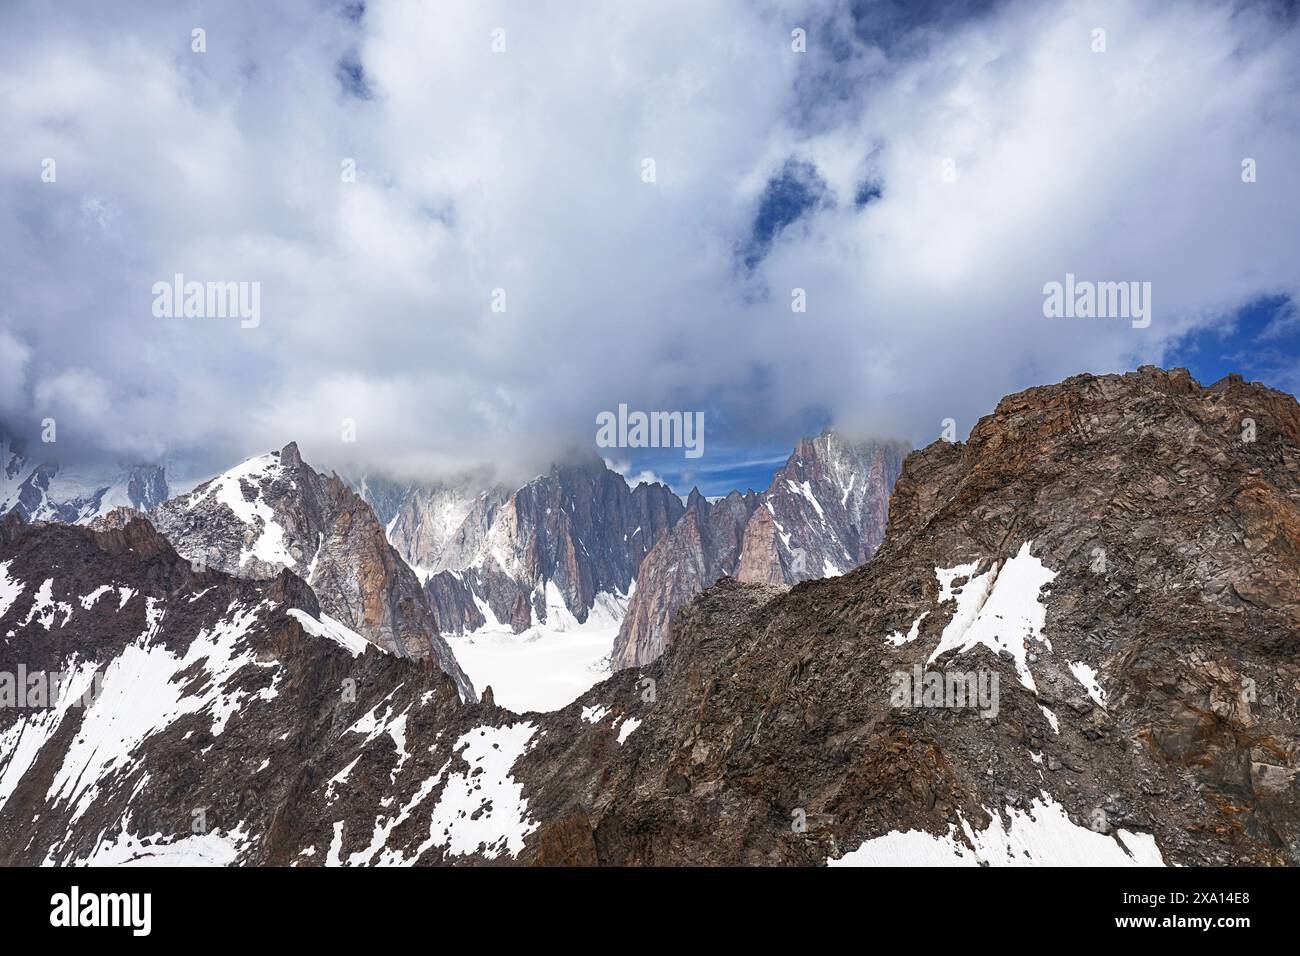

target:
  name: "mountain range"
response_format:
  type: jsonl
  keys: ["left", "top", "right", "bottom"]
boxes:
{"left": 1, "top": 431, "right": 168, "bottom": 525}
{"left": 3, "top": 367, "right": 1294, "bottom": 865}
{"left": 1, "top": 419, "right": 905, "bottom": 708}
{"left": 399, "top": 459, "right": 685, "bottom": 637}
{"left": 613, "top": 431, "right": 907, "bottom": 668}
{"left": 350, "top": 434, "right": 907, "bottom": 674}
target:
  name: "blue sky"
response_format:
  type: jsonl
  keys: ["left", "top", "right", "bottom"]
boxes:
{"left": 1, "top": 0, "right": 1299, "bottom": 492}
{"left": 611, "top": 447, "right": 798, "bottom": 499}
{"left": 1171, "top": 296, "right": 1298, "bottom": 395}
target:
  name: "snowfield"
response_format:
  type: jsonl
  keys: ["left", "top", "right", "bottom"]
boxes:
{"left": 446, "top": 591, "right": 626, "bottom": 713}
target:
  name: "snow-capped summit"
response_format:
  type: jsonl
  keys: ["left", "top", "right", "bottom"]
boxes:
{"left": 150, "top": 442, "right": 474, "bottom": 699}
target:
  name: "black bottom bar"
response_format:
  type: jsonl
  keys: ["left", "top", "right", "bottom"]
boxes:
{"left": 0, "top": 865, "right": 1285, "bottom": 943}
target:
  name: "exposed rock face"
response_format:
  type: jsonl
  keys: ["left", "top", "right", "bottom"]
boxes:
{"left": 3, "top": 368, "right": 1298, "bottom": 868}
{"left": 420, "top": 459, "right": 685, "bottom": 634}
{"left": 347, "top": 473, "right": 411, "bottom": 531}
{"left": 392, "top": 483, "right": 506, "bottom": 579}
{"left": 148, "top": 443, "right": 472, "bottom": 699}
{"left": 732, "top": 504, "right": 786, "bottom": 585}
{"left": 425, "top": 486, "right": 510, "bottom": 573}
{"left": 575, "top": 367, "right": 1300, "bottom": 865}
{"left": 422, "top": 570, "right": 488, "bottom": 634}
{"left": 612, "top": 432, "right": 908, "bottom": 668}
{"left": 612, "top": 489, "right": 759, "bottom": 668}
{"left": 742, "top": 431, "right": 907, "bottom": 581}
{"left": 352, "top": 472, "right": 510, "bottom": 581}
{"left": 0, "top": 429, "right": 168, "bottom": 524}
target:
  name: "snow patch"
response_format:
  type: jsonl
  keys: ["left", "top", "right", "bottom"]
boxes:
{"left": 927, "top": 542, "right": 1057, "bottom": 693}
{"left": 617, "top": 716, "right": 642, "bottom": 744}
{"left": 1039, "top": 704, "right": 1060, "bottom": 734}
{"left": 832, "top": 794, "right": 1164, "bottom": 867}
{"left": 0, "top": 561, "right": 23, "bottom": 620}
{"left": 78, "top": 585, "right": 113, "bottom": 611}
{"left": 22, "top": 579, "right": 73, "bottom": 631}
{"left": 345, "top": 692, "right": 412, "bottom": 780}
{"left": 787, "top": 479, "right": 826, "bottom": 521}
{"left": 1069, "top": 661, "right": 1107, "bottom": 708}
{"left": 74, "top": 827, "right": 249, "bottom": 866}
{"left": 420, "top": 722, "right": 538, "bottom": 860}
{"left": 885, "top": 611, "right": 928, "bottom": 647}
{"left": 287, "top": 608, "right": 371, "bottom": 657}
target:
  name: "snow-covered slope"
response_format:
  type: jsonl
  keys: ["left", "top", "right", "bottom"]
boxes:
{"left": 0, "top": 513, "right": 572, "bottom": 866}
{"left": 445, "top": 590, "right": 629, "bottom": 713}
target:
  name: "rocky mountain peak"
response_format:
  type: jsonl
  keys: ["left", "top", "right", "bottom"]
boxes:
{"left": 612, "top": 429, "right": 909, "bottom": 669}
{"left": 278, "top": 441, "right": 305, "bottom": 470}
{"left": 566, "top": 368, "right": 1300, "bottom": 865}
{"left": 0, "top": 511, "right": 462, "bottom": 866}
{"left": 148, "top": 444, "right": 474, "bottom": 699}
{"left": 418, "top": 457, "right": 685, "bottom": 635}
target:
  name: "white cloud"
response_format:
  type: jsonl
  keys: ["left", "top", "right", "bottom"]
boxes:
{"left": 33, "top": 368, "right": 111, "bottom": 426}
{"left": 603, "top": 458, "right": 670, "bottom": 490}
{"left": 0, "top": 330, "right": 29, "bottom": 412}
{"left": 0, "top": 0, "right": 1297, "bottom": 477}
